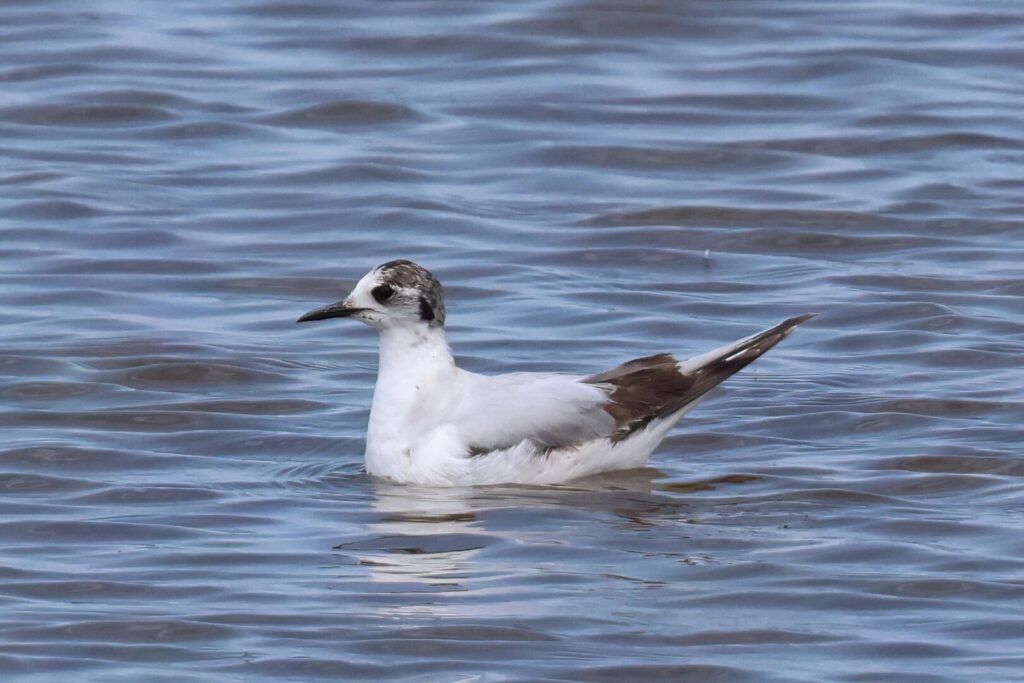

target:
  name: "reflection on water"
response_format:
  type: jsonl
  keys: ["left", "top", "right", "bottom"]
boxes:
{"left": 342, "top": 474, "right": 716, "bottom": 623}
{"left": 2, "top": 0, "right": 1024, "bottom": 680}
{"left": 346, "top": 483, "right": 486, "bottom": 604}
{"left": 346, "top": 474, "right": 671, "bottom": 589}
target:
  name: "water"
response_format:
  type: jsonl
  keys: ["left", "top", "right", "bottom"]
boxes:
{"left": 2, "top": 0, "right": 1023, "bottom": 680}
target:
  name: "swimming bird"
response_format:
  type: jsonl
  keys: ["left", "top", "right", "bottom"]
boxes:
{"left": 298, "top": 260, "right": 813, "bottom": 486}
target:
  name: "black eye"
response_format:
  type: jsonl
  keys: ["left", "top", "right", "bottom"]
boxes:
{"left": 371, "top": 284, "right": 395, "bottom": 304}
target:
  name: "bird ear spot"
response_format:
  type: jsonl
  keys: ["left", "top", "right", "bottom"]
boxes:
{"left": 418, "top": 297, "right": 435, "bottom": 322}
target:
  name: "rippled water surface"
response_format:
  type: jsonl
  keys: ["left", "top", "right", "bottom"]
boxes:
{"left": 3, "top": 1, "right": 1024, "bottom": 680}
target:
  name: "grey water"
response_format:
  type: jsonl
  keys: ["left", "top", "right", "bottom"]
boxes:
{"left": 2, "top": 1, "right": 1024, "bottom": 681}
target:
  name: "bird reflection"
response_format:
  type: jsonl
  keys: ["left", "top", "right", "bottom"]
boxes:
{"left": 336, "top": 482, "right": 483, "bottom": 575}
{"left": 332, "top": 467, "right": 746, "bottom": 617}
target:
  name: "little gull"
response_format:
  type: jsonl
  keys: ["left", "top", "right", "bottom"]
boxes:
{"left": 298, "top": 260, "right": 814, "bottom": 486}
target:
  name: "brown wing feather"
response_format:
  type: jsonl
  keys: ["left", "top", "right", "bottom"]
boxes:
{"left": 583, "top": 314, "right": 814, "bottom": 443}
{"left": 583, "top": 354, "right": 692, "bottom": 442}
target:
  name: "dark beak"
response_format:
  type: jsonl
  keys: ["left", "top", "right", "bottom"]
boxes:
{"left": 296, "top": 300, "right": 368, "bottom": 323}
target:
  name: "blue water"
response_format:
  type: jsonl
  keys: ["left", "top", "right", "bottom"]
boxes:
{"left": 2, "top": 1, "right": 1023, "bottom": 680}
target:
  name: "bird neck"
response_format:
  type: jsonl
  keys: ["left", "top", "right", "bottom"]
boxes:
{"left": 371, "top": 324, "right": 456, "bottom": 428}
{"left": 365, "top": 324, "right": 457, "bottom": 477}
{"left": 367, "top": 323, "right": 455, "bottom": 462}
{"left": 377, "top": 323, "right": 454, "bottom": 382}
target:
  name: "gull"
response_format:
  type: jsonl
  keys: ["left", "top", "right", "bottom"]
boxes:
{"left": 298, "top": 260, "right": 814, "bottom": 486}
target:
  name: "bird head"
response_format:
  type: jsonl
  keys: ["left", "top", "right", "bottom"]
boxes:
{"left": 297, "top": 259, "right": 445, "bottom": 331}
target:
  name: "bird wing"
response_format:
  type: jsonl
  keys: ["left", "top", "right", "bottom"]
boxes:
{"left": 584, "top": 313, "right": 816, "bottom": 442}
{"left": 452, "top": 371, "right": 615, "bottom": 455}
{"left": 454, "top": 313, "right": 815, "bottom": 456}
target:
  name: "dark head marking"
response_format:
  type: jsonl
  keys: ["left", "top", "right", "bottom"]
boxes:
{"left": 371, "top": 283, "right": 395, "bottom": 304}
{"left": 374, "top": 259, "right": 446, "bottom": 327}
{"left": 418, "top": 296, "right": 435, "bottom": 322}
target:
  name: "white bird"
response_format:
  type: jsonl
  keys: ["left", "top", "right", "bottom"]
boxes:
{"left": 298, "top": 260, "right": 814, "bottom": 486}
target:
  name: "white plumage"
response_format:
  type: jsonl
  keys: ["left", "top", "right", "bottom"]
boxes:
{"left": 298, "top": 260, "right": 813, "bottom": 486}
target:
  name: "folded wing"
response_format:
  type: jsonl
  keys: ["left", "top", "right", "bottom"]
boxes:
{"left": 455, "top": 372, "right": 615, "bottom": 456}
{"left": 456, "top": 314, "right": 814, "bottom": 456}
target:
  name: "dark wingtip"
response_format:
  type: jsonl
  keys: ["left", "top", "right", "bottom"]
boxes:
{"left": 783, "top": 312, "right": 818, "bottom": 329}
{"left": 767, "top": 312, "right": 816, "bottom": 341}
